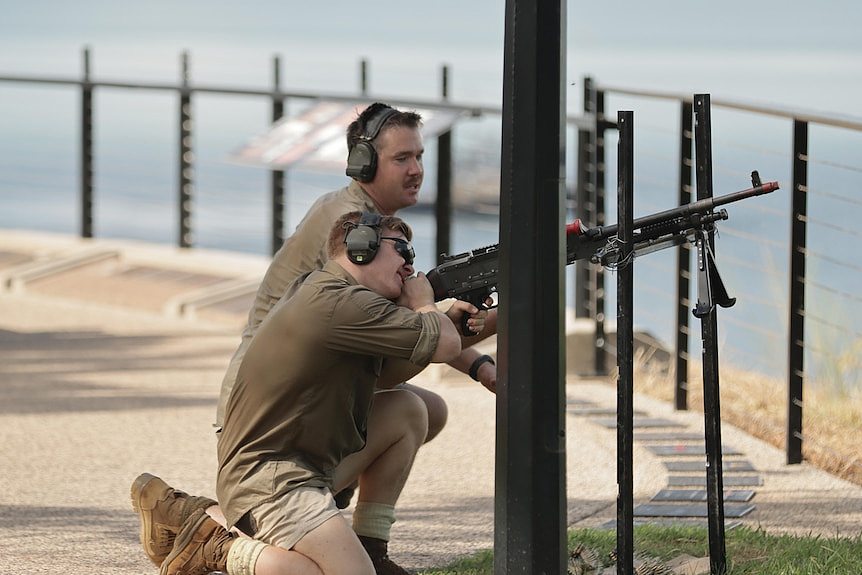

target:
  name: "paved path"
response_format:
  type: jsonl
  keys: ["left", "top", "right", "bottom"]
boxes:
{"left": 1, "top": 230, "right": 860, "bottom": 574}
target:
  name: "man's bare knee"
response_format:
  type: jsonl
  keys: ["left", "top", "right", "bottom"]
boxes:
{"left": 390, "top": 388, "right": 430, "bottom": 444}
{"left": 422, "top": 391, "right": 448, "bottom": 442}
{"left": 399, "top": 383, "right": 447, "bottom": 442}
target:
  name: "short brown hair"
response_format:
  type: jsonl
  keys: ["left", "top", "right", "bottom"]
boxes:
{"left": 346, "top": 103, "right": 423, "bottom": 151}
{"left": 327, "top": 211, "right": 413, "bottom": 259}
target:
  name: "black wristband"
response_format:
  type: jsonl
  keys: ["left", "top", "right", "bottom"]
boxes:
{"left": 468, "top": 354, "right": 495, "bottom": 381}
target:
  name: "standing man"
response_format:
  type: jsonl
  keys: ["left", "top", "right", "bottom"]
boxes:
{"left": 158, "top": 212, "right": 475, "bottom": 575}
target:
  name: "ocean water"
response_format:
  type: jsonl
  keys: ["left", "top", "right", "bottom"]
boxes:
{"left": 1, "top": 0, "right": 860, "bottom": 386}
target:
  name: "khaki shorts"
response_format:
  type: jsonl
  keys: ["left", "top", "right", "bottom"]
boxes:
{"left": 245, "top": 486, "right": 341, "bottom": 550}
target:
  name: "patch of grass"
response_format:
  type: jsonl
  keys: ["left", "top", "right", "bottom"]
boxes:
{"left": 419, "top": 526, "right": 862, "bottom": 574}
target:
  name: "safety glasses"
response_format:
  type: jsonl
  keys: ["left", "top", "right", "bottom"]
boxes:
{"left": 380, "top": 236, "right": 415, "bottom": 265}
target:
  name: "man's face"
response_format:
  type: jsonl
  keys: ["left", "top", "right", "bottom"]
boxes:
{"left": 365, "top": 126, "right": 424, "bottom": 215}
{"left": 364, "top": 230, "right": 415, "bottom": 300}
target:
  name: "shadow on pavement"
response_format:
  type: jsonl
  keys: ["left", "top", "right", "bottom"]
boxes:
{"left": 0, "top": 327, "right": 233, "bottom": 415}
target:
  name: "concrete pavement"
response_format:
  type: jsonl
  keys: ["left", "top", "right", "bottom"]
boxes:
{"left": 1, "top": 229, "right": 860, "bottom": 574}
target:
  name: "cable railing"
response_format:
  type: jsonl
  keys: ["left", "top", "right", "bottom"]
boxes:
{"left": 580, "top": 78, "right": 862, "bottom": 466}
{"left": 2, "top": 54, "right": 861, "bottom": 470}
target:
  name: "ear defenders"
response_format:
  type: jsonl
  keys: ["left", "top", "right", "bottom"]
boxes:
{"left": 345, "top": 105, "right": 398, "bottom": 183}
{"left": 344, "top": 212, "right": 383, "bottom": 265}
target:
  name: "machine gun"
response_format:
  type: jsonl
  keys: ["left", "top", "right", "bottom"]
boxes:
{"left": 427, "top": 172, "right": 779, "bottom": 328}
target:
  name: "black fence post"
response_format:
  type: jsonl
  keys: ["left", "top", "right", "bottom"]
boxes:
{"left": 359, "top": 58, "right": 368, "bottom": 96}
{"left": 675, "top": 100, "right": 694, "bottom": 410}
{"left": 787, "top": 119, "right": 808, "bottom": 465}
{"left": 693, "top": 93, "right": 727, "bottom": 575}
{"left": 80, "top": 46, "right": 94, "bottom": 239}
{"left": 435, "top": 64, "right": 452, "bottom": 264}
{"left": 495, "top": 0, "right": 566, "bottom": 572}
{"left": 594, "top": 88, "right": 608, "bottom": 375}
{"left": 178, "top": 51, "right": 193, "bottom": 248}
{"left": 615, "top": 110, "right": 635, "bottom": 575}
{"left": 574, "top": 76, "right": 594, "bottom": 318}
{"left": 270, "top": 55, "right": 286, "bottom": 255}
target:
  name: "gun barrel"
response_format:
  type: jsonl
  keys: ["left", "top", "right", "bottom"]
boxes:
{"left": 583, "top": 180, "right": 779, "bottom": 240}
{"left": 711, "top": 180, "right": 779, "bottom": 209}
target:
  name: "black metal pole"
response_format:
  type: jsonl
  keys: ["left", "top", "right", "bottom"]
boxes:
{"left": 359, "top": 58, "right": 368, "bottom": 96}
{"left": 178, "top": 51, "right": 193, "bottom": 248}
{"left": 594, "top": 88, "right": 608, "bottom": 375}
{"left": 615, "top": 110, "right": 635, "bottom": 575}
{"left": 693, "top": 93, "right": 727, "bottom": 575}
{"left": 435, "top": 64, "right": 453, "bottom": 264}
{"left": 675, "top": 100, "right": 694, "bottom": 410}
{"left": 787, "top": 119, "right": 808, "bottom": 465}
{"left": 574, "top": 76, "right": 594, "bottom": 318}
{"left": 270, "top": 55, "right": 286, "bottom": 256}
{"left": 495, "top": 0, "right": 566, "bottom": 573}
{"left": 80, "top": 46, "right": 94, "bottom": 239}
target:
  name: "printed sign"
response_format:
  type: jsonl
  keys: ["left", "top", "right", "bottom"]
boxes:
{"left": 230, "top": 100, "right": 462, "bottom": 171}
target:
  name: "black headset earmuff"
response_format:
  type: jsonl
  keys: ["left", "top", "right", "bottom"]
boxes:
{"left": 344, "top": 212, "right": 383, "bottom": 265}
{"left": 345, "top": 106, "right": 398, "bottom": 183}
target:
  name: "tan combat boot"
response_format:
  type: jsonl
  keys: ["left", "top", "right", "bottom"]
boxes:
{"left": 160, "top": 508, "right": 234, "bottom": 575}
{"left": 130, "top": 473, "right": 217, "bottom": 566}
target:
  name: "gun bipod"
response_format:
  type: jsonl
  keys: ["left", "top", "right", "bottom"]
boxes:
{"left": 693, "top": 229, "right": 736, "bottom": 317}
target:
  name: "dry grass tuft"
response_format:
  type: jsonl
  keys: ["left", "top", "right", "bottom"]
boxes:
{"left": 631, "top": 353, "right": 862, "bottom": 487}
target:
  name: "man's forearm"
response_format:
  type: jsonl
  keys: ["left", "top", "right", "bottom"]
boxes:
{"left": 448, "top": 346, "right": 496, "bottom": 393}
{"left": 448, "top": 347, "right": 483, "bottom": 375}
{"left": 378, "top": 358, "right": 424, "bottom": 388}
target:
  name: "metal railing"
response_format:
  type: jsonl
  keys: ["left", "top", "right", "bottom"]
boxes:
{"left": 0, "top": 47, "right": 591, "bottom": 257}
{"left": 0, "top": 48, "right": 475, "bottom": 255}
{"left": 3, "top": 52, "right": 861, "bottom": 467}
{"left": 576, "top": 77, "right": 862, "bottom": 465}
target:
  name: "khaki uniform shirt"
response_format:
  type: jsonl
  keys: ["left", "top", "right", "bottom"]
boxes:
{"left": 215, "top": 181, "right": 378, "bottom": 427}
{"left": 216, "top": 260, "right": 440, "bottom": 529}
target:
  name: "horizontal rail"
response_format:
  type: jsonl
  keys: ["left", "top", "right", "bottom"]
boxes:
{"left": 595, "top": 83, "right": 862, "bottom": 132}
{"left": 4, "top": 72, "right": 857, "bottom": 131}
{"left": 0, "top": 73, "right": 594, "bottom": 129}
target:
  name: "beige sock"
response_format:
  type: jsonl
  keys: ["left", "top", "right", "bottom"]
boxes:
{"left": 226, "top": 536, "right": 267, "bottom": 575}
{"left": 352, "top": 501, "right": 396, "bottom": 541}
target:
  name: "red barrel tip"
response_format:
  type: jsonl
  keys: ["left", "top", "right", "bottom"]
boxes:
{"left": 566, "top": 219, "right": 586, "bottom": 236}
{"left": 764, "top": 181, "right": 780, "bottom": 192}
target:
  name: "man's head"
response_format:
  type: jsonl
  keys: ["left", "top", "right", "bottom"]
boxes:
{"left": 346, "top": 103, "right": 424, "bottom": 215}
{"left": 329, "top": 211, "right": 415, "bottom": 300}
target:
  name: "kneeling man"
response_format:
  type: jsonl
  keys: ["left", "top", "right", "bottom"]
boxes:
{"left": 155, "top": 211, "right": 477, "bottom": 575}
